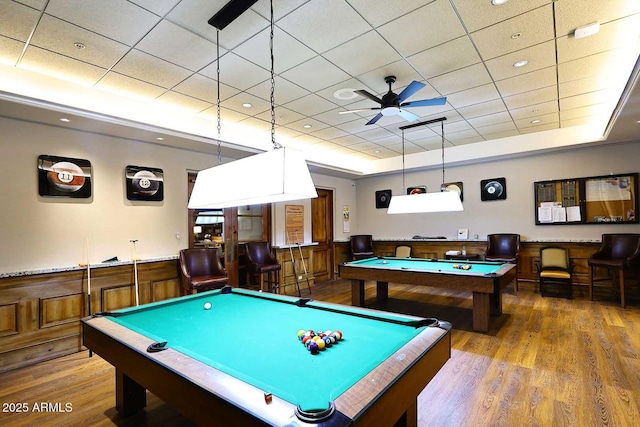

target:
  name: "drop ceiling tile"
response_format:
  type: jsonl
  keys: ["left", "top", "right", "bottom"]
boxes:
{"left": 457, "top": 99, "right": 506, "bottom": 119}
{"left": 559, "top": 89, "right": 616, "bottom": 110}
{"left": 354, "top": 127, "right": 398, "bottom": 141}
{"left": 378, "top": 0, "right": 466, "bottom": 57}
{"left": 557, "top": 14, "right": 640, "bottom": 64}
{"left": 16, "top": 0, "right": 47, "bottom": 10}
{"left": 467, "top": 111, "right": 513, "bottom": 127}
{"left": 273, "top": 125, "right": 303, "bottom": 140}
{"left": 237, "top": 116, "right": 272, "bottom": 133}
{"left": 452, "top": 0, "right": 550, "bottom": 33}
{"left": 1, "top": 1, "right": 40, "bottom": 41}
{"left": 485, "top": 40, "right": 556, "bottom": 81}
{"left": 283, "top": 93, "right": 338, "bottom": 117}
{"left": 155, "top": 91, "right": 211, "bottom": 113}
{"left": 560, "top": 116, "right": 592, "bottom": 127}
{"left": 332, "top": 134, "right": 367, "bottom": 147}
{"left": 198, "top": 105, "right": 250, "bottom": 123}
{"left": 348, "top": 141, "right": 384, "bottom": 152}
{"left": 129, "top": 0, "right": 180, "bottom": 16}
{"left": 446, "top": 84, "right": 500, "bottom": 109}
{"left": 276, "top": 0, "right": 371, "bottom": 54}
{"left": 316, "top": 78, "right": 376, "bottom": 106}
{"left": 310, "top": 141, "right": 342, "bottom": 152}
{"left": 30, "top": 15, "right": 130, "bottom": 69}
{"left": 324, "top": 31, "right": 402, "bottom": 77}
{"left": 520, "top": 122, "right": 558, "bottom": 133}
{"left": 495, "top": 66, "right": 557, "bottom": 97}
{"left": 20, "top": 45, "right": 106, "bottom": 85}
{"left": 471, "top": 4, "right": 554, "bottom": 60}
{"left": 0, "top": 36, "right": 24, "bottom": 65}
{"left": 280, "top": 56, "right": 351, "bottom": 93}
{"left": 254, "top": 107, "right": 305, "bottom": 126}
{"left": 96, "top": 71, "right": 166, "bottom": 100}
{"left": 503, "top": 85, "right": 557, "bottom": 109}
{"left": 246, "top": 76, "right": 310, "bottom": 105}
{"left": 554, "top": 0, "right": 640, "bottom": 37}
{"left": 348, "top": 0, "right": 429, "bottom": 27}
{"left": 558, "top": 76, "right": 612, "bottom": 99}
{"left": 557, "top": 50, "right": 619, "bottom": 83}
{"left": 113, "top": 49, "right": 192, "bottom": 88}
{"left": 429, "top": 63, "right": 493, "bottom": 95}
{"left": 515, "top": 112, "right": 558, "bottom": 129}
{"left": 560, "top": 103, "right": 611, "bottom": 121}
{"left": 480, "top": 129, "right": 520, "bottom": 140}
{"left": 251, "top": 0, "right": 306, "bottom": 21}
{"left": 476, "top": 120, "right": 518, "bottom": 136}
{"left": 136, "top": 20, "right": 218, "bottom": 71}
{"left": 45, "top": 0, "right": 160, "bottom": 45}
{"left": 224, "top": 92, "right": 271, "bottom": 115}
{"left": 510, "top": 100, "right": 558, "bottom": 120}
{"left": 173, "top": 73, "right": 239, "bottom": 104}
{"left": 315, "top": 108, "right": 362, "bottom": 126}
{"left": 233, "top": 27, "right": 316, "bottom": 74}
{"left": 356, "top": 60, "right": 423, "bottom": 94}
{"left": 450, "top": 134, "right": 484, "bottom": 145}
{"left": 309, "top": 126, "right": 349, "bottom": 141}
{"left": 408, "top": 36, "right": 481, "bottom": 79}
{"left": 200, "top": 53, "right": 270, "bottom": 91}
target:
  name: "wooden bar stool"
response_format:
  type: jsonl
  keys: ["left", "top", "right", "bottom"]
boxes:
{"left": 245, "top": 242, "right": 281, "bottom": 293}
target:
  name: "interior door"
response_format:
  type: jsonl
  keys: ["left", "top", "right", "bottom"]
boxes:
{"left": 311, "top": 188, "right": 333, "bottom": 282}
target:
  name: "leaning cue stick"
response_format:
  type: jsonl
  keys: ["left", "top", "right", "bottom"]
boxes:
{"left": 296, "top": 234, "right": 312, "bottom": 294}
{"left": 130, "top": 240, "right": 139, "bottom": 306}
{"left": 79, "top": 237, "right": 93, "bottom": 357}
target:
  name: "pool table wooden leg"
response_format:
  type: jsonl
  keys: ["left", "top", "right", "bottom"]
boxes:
{"left": 116, "top": 369, "right": 146, "bottom": 416}
{"left": 351, "top": 279, "right": 365, "bottom": 306}
{"left": 376, "top": 281, "right": 388, "bottom": 302}
{"left": 472, "top": 292, "right": 490, "bottom": 333}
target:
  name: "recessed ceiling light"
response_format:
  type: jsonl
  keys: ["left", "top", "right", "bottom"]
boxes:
{"left": 511, "top": 32, "right": 521, "bottom": 39}
{"left": 513, "top": 60, "right": 528, "bottom": 68}
{"left": 491, "top": 0, "right": 509, "bottom": 5}
{"left": 156, "top": 137, "right": 164, "bottom": 141}
{"left": 303, "top": 124, "right": 312, "bottom": 129}
{"left": 59, "top": 118, "right": 70, "bottom": 122}
{"left": 374, "top": 150, "right": 381, "bottom": 154}
{"left": 242, "top": 103, "right": 252, "bottom": 108}
{"left": 74, "top": 42, "right": 85, "bottom": 50}
{"left": 333, "top": 88, "right": 358, "bottom": 100}
{"left": 531, "top": 119, "right": 541, "bottom": 124}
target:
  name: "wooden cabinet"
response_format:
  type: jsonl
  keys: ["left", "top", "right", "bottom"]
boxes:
{"left": 275, "top": 246, "right": 314, "bottom": 295}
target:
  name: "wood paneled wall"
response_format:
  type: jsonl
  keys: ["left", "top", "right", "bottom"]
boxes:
{"left": 333, "top": 240, "right": 602, "bottom": 286}
{"left": 275, "top": 246, "right": 314, "bottom": 294}
{"left": 0, "top": 260, "right": 180, "bottom": 373}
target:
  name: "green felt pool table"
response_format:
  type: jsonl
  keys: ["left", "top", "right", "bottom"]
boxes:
{"left": 81, "top": 287, "right": 451, "bottom": 427}
{"left": 339, "top": 257, "right": 517, "bottom": 333}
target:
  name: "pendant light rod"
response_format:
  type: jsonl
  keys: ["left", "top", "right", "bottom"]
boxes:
{"left": 208, "top": 0, "right": 259, "bottom": 30}
{"left": 398, "top": 116, "right": 447, "bottom": 130}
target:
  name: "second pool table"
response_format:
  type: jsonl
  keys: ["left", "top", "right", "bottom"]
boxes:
{"left": 82, "top": 286, "right": 451, "bottom": 426}
{"left": 339, "top": 257, "right": 516, "bottom": 332}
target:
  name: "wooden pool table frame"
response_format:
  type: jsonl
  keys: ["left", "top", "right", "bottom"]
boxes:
{"left": 82, "top": 295, "right": 451, "bottom": 427}
{"left": 339, "top": 258, "right": 516, "bottom": 333}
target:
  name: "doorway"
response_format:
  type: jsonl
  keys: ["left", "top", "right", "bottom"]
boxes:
{"left": 311, "top": 188, "right": 334, "bottom": 282}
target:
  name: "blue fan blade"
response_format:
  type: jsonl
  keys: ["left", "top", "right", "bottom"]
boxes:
{"left": 366, "top": 113, "right": 384, "bottom": 125}
{"left": 398, "top": 109, "right": 420, "bottom": 122}
{"left": 401, "top": 97, "right": 447, "bottom": 107}
{"left": 397, "top": 81, "right": 426, "bottom": 103}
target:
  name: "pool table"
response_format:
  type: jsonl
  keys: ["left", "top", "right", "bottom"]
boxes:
{"left": 82, "top": 286, "right": 451, "bottom": 427}
{"left": 339, "top": 257, "right": 516, "bottom": 333}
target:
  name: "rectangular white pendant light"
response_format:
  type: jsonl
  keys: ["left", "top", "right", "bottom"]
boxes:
{"left": 188, "top": 147, "right": 317, "bottom": 209}
{"left": 387, "top": 191, "right": 463, "bottom": 214}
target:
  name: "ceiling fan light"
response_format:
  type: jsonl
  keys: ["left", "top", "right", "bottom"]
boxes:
{"left": 382, "top": 106, "right": 399, "bottom": 116}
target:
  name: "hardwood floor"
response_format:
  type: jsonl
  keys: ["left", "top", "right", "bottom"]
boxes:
{"left": 1, "top": 280, "right": 639, "bottom": 427}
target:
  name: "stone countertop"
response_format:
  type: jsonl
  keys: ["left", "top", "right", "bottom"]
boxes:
{"left": 335, "top": 238, "right": 601, "bottom": 243}
{"left": 0, "top": 255, "right": 178, "bottom": 279}
{"left": 273, "top": 242, "right": 319, "bottom": 249}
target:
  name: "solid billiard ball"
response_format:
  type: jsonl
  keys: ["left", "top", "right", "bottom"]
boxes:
{"left": 316, "top": 339, "right": 326, "bottom": 350}
{"left": 297, "top": 330, "right": 306, "bottom": 339}
{"left": 309, "top": 342, "right": 319, "bottom": 354}
{"left": 203, "top": 302, "right": 212, "bottom": 310}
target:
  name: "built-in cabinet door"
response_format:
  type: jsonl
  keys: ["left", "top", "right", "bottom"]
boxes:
{"left": 312, "top": 188, "right": 333, "bottom": 282}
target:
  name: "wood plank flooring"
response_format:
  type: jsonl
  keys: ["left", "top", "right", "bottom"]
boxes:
{"left": 1, "top": 280, "right": 639, "bottom": 427}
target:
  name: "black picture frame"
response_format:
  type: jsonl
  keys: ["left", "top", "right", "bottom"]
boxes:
{"left": 38, "top": 155, "right": 92, "bottom": 198}
{"left": 481, "top": 177, "right": 506, "bottom": 201}
{"left": 126, "top": 165, "right": 164, "bottom": 201}
{"left": 407, "top": 186, "right": 426, "bottom": 195}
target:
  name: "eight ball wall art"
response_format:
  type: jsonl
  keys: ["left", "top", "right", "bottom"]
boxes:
{"left": 126, "top": 165, "right": 164, "bottom": 201}
{"left": 38, "top": 155, "right": 92, "bottom": 198}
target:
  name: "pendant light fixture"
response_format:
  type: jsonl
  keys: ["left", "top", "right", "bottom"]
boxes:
{"left": 188, "top": 0, "right": 317, "bottom": 210}
{"left": 387, "top": 117, "right": 463, "bottom": 214}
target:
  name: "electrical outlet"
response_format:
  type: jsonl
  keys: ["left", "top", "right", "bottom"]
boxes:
{"left": 176, "top": 232, "right": 181, "bottom": 240}
{"left": 298, "top": 275, "right": 303, "bottom": 280}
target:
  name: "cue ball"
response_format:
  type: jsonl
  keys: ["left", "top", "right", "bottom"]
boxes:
{"left": 203, "top": 302, "right": 212, "bottom": 310}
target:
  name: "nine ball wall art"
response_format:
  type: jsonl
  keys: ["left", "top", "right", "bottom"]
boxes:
{"left": 38, "top": 155, "right": 92, "bottom": 198}
{"left": 125, "top": 165, "right": 164, "bottom": 201}
{"left": 481, "top": 177, "right": 507, "bottom": 201}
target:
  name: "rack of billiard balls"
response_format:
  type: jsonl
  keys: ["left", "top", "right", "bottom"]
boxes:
{"left": 452, "top": 264, "right": 472, "bottom": 270}
{"left": 297, "top": 329, "right": 343, "bottom": 355}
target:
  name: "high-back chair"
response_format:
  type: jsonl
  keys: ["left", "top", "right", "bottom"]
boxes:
{"left": 179, "top": 248, "right": 228, "bottom": 295}
{"left": 245, "top": 242, "right": 281, "bottom": 293}
{"left": 538, "top": 246, "right": 574, "bottom": 299}
{"left": 395, "top": 245, "right": 412, "bottom": 258}
{"left": 588, "top": 233, "right": 640, "bottom": 308}
{"left": 350, "top": 235, "right": 374, "bottom": 260}
{"left": 485, "top": 233, "right": 520, "bottom": 293}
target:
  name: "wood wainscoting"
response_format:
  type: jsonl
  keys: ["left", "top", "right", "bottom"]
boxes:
{"left": 334, "top": 240, "right": 601, "bottom": 288}
{"left": 0, "top": 259, "right": 180, "bottom": 373}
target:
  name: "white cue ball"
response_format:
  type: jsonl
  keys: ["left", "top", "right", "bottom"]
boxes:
{"left": 203, "top": 302, "right": 212, "bottom": 310}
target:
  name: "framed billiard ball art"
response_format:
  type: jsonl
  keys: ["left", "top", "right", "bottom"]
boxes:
{"left": 37, "top": 155, "right": 92, "bottom": 198}
{"left": 125, "top": 165, "right": 164, "bottom": 201}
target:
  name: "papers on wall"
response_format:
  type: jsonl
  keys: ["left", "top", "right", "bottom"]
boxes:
{"left": 457, "top": 228, "right": 469, "bottom": 240}
{"left": 538, "top": 202, "right": 582, "bottom": 223}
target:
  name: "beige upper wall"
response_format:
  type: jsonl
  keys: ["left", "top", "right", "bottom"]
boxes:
{"left": 353, "top": 140, "right": 640, "bottom": 242}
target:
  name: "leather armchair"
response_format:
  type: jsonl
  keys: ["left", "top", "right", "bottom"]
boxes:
{"left": 179, "top": 248, "right": 228, "bottom": 295}
{"left": 588, "top": 233, "right": 640, "bottom": 308}
{"left": 485, "top": 233, "right": 520, "bottom": 293}
{"left": 350, "top": 235, "right": 374, "bottom": 260}
{"left": 245, "top": 242, "right": 281, "bottom": 293}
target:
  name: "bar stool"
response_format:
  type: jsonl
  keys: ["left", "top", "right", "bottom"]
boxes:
{"left": 245, "top": 242, "right": 281, "bottom": 293}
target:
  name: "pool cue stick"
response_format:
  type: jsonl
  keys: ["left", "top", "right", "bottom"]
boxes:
{"left": 130, "top": 240, "right": 139, "bottom": 306}
{"left": 296, "top": 233, "right": 312, "bottom": 294}
{"left": 287, "top": 231, "right": 301, "bottom": 296}
{"left": 79, "top": 237, "right": 93, "bottom": 357}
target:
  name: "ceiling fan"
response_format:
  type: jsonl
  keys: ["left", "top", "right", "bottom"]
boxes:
{"left": 339, "top": 76, "right": 447, "bottom": 125}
